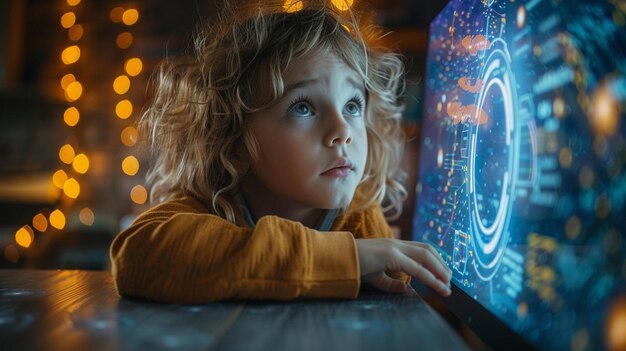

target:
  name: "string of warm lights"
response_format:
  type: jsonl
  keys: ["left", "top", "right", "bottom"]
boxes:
{"left": 109, "top": 6, "right": 147, "bottom": 207}
{"left": 4, "top": 0, "right": 88, "bottom": 264}
{"left": 2, "top": 0, "right": 353, "bottom": 263}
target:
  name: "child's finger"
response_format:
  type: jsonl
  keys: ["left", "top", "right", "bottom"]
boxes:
{"left": 397, "top": 255, "right": 451, "bottom": 297}
{"left": 401, "top": 244, "right": 452, "bottom": 283}
{"left": 416, "top": 242, "right": 449, "bottom": 272}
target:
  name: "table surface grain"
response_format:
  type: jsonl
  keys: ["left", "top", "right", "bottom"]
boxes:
{"left": 0, "top": 270, "right": 470, "bottom": 351}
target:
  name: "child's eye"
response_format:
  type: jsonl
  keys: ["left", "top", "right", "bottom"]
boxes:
{"left": 287, "top": 95, "right": 313, "bottom": 118}
{"left": 292, "top": 102, "right": 312, "bottom": 116}
{"left": 345, "top": 95, "right": 365, "bottom": 117}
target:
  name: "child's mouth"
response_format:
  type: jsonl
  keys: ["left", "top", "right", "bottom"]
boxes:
{"left": 321, "top": 166, "right": 353, "bottom": 177}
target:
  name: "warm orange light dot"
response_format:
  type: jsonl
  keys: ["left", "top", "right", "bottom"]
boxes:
{"left": 52, "top": 169, "right": 68, "bottom": 188}
{"left": 67, "top": 0, "right": 81, "bottom": 6}
{"left": 61, "top": 45, "right": 81, "bottom": 64}
{"left": 79, "top": 207, "right": 95, "bottom": 226}
{"left": 64, "top": 107, "right": 80, "bottom": 127}
{"left": 110, "top": 6, "right": 124, "bottom": 23}
{"left": 116, "top": 32, "right": 133, "bottom": 49}
{"left": 591, "top": 84, "right": 619, "bottom": 136}
{"left": 122, "top": 156, "right": 139, "bottom": 176}
{"left": 15, "top": 226, "right": 34, "bottom": 248}
{"left": 49, "top": 210, "right": 66, "bottom": 230}
{"left": 122, "top": 9, "right": 139, "bottom": 25}
{"left": 116, "top": 100, "right": 133, "bottom": 119}
{"left": 331, "top": 0, "right": 354, "bottom": 11}
{"left": 65, "top": 81, "right": 83, "bottom": 101}
{"left": 61, "top": 12, "right": 76, "bottom": 29}
{"left": 607, "top": 298, "right": 626, "bottom": 351}
{"left": 130, "top": 185, "right": 148, "bottom": 204}
{"left": 113, "top": 75, "right": 131, "bottom": 95}
{"left": 4, "top": 245, "right": 19, "bottom": 263}
{"left": 63, "top": 178, "right": 80, "bottom": 199}
{"left": 124, "top": 58, "right": 143, "bottom": 76}
{"left": 60, "top": 73, "right": 76, "bottom": 90}
{"left": 59, "top": 144, "right": 75, "bottom": 164}
{"left": 68, "top": 24, "right": 83, "bottom": 41}
{"left": 283, "top": 0, "right": 303, "bottom": 13}
{"left": 121, "top": 126, "right": 138, "bottom": 146}
{"left": 32, "top": 214, "right": 48, "bottom": 232}
{"left": 72, "top": 153, "right": 90, "bottom": 174}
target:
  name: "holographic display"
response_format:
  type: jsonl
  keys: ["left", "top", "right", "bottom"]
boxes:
{"left": 412, "top": 0, "right": 626, "bottom": 349}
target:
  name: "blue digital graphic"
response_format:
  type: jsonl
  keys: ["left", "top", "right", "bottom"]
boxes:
{"left": 412, "top": 0, "right": 626, "bottom": 349}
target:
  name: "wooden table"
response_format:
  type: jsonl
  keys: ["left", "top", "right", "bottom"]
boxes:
{"left": 0, "top": 270, "right": 470, "bottom": 351}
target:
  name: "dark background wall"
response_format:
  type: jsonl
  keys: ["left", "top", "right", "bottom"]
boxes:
{"left": 0, "top": 0, "right": 448, "bottom": 269}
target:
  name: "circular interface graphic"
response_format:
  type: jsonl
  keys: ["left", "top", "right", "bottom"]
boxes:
{"left": 468, "top": 39, "right": 519, "bottom": 281}
{"left": 475, "top": 82, "right": 508, "bottom": 229}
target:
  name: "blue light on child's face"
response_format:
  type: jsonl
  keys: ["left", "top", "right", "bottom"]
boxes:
{"left": 246, "top": 51, "right": 368, "bottom": 211}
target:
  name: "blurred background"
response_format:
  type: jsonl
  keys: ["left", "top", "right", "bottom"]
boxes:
{"left": 0, "top": 0, "right": 449, "bottom": 270}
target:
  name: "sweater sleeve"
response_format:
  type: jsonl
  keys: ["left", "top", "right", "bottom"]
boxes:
{"left": 110, "top": 198, "right": 360, "bottom": 303}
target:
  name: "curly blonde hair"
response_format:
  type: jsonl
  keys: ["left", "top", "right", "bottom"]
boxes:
{"left": 139, "top": 0, "right": 407, "bottom": 223}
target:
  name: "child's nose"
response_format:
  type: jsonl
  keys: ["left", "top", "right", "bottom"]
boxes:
{"left": 323, "top": 109, "right": 353, "bottom": 147}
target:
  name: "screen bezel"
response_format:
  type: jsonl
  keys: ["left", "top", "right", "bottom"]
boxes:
{"left": 411, "top": 281, "right": 538, "bottom": 350}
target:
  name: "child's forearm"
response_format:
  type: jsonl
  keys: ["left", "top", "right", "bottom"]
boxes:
{"left": 110, "top": 200, "right": 360, "bottom": 303}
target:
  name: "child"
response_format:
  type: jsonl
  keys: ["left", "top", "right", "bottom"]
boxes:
{"left": 110, "top": 0, "right": 452, "bottom": 304}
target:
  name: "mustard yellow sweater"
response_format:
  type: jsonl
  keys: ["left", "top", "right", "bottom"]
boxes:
{"left": 110, "top": 196, "right": 408, "bottom": 303}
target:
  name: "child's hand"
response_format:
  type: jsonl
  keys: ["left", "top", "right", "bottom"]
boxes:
{"left": 355, "top": 238, "right": 452, "bottom": 296}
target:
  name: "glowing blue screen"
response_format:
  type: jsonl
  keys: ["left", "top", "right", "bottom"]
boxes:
{"left": 412, "top": 0, "right": 626, "bottom": 349}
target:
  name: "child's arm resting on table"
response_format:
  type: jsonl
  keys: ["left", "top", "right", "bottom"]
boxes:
{"left": 110, "top": 197, "right": 360, "bottom": 304}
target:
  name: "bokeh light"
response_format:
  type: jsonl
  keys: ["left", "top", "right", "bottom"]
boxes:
{"left": 61, "top": 45, "right": 81, "bottom": 64}
{"left": 122, "top": 156, "right": 139, "bottom": 176}
{"left": 110, "top": 6, "right": 124, "bottom": 23}
{"left": 120, "top": 126, "right": 138, "bottom": 146}
{"left": 60, "top": 73, "right": 76, "bottom": 90}
{"left": 517, "top": 6, "right": 526, "bottom": 28}
{"left": 68, "top": 24, "right": 83, "bottom": 41}
{"left": 113, "top": 75, "right": 131, "bottom": 95}
{"left": 15, "top": 225, "right": 34, "bottom": 248}
{"left": 72, "top": 153, "right": 90, "bottom": 174}
{"left": 67, "top": 0, "right": 81, "bottom": 6}
{"left": 52, "top": 169, "right": 68, "bottom": 189}
{"left": 553, "top": 96, "right": 566, "bottom": 118}
{"left": 283, "top": 0, "right": 303, "bottom": 13}
{"left": 49, "top": 210, "right": 66, "bottom": 230}
{"left": 130, "top": 185, "right": 148, "bottom": 204}
{"left": 124, "top": 58, "right": 143, "bottom": 76}
{"left": 591, "top": 83, "right": 619, "bottom": 136}
{"left": 32, "top": 213, "right": 48, "bottom": 232}
{"left": 65, "top": 81, "right": 83, "bottom": 101}
{"left": 559, "top": 146, "right": 573, "bottom": 168}
{"left": 122, "top": 9, "right": 139, "bottom": 25}
{"left": 331, "top": 0, "right": 354, "bottom": 11}
{"left": 116, "top": 100, "right": 133, "bottom": 119}
{"left": 60, "top": 12, "right": 76, "bottom": 29}
{"left": 64, "top": 107, "right": 80, "bottom": 127}
{"left": 63, "top": 178, "right": 80, "bottom": 199}
{"left": 79, "top": 207, "right": 95, "bottom": 226}
{"left": 116, "top": 32, "right": 133, "bottom": 49}
{"left": 606, "top": 297, "right": 626, "bottom": 351}
{"left": 59, "top": 144, "right": 75, "bottom": 164}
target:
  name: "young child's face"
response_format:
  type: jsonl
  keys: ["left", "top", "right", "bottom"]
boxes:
{"left": 247, "top": 50, "right": 368, "bottom": 210}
